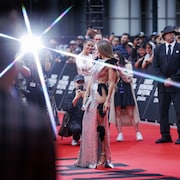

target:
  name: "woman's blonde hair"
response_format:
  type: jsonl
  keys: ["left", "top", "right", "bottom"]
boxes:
{"left": 96, "top": 40, "right": 114, "bottom": 59}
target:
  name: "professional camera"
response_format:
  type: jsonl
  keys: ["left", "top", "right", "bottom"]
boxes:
{"left": 77, "top": 85, "right": 84, "bottom": 91}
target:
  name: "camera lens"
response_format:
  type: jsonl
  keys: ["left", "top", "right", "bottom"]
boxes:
{"left": 78, "top": 85, "right": 84, "bottom": 90}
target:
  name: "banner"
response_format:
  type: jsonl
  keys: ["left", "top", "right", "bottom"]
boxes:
{"left": 48, "top": 62, "right": 177, "bottom": 125}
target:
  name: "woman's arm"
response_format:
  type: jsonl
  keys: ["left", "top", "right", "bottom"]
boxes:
{"left": 134, "top": 56, "right": 144, "bottom": 69}
{"left": 81, "top": 78, "right": 92, "bottom": 110}
{"left": 120, "top": 63, "right": 133, "bottom": 83}
{"left": 142, "top": 53, "right": 154, "bottom": 69}
{"left": 103, "top": 68, "right": 117, "bottom": 112}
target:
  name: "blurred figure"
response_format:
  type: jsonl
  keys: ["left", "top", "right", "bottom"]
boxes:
{"left": 111, "top": 36, "right": 120, "bottom": 47}
{"left": 108, "top": 33, "right": 115, "bottom": 44}
{"left": 149, "top": 32, "right": 158, "bottom": 49}
{"left": 76, "top": 35, "right": 84, "bottom": 53}
{"left": 92, "top": 33, "right": 103, "bottom": 60}
{"left": 41, "top": 38, "right": 61, "bottom": 126}
{"left": 42, "top": 38, "right": 62, "bottom": 73}
{"left": 0, "top": 9, "right": 56, "bottom": 180}
{"left": 131, "top": 34, "right": 145, "bottom": 64}
{"left": 14, "top": 55, "right": 32, "bottom": 102}
{"left": 93, "top": 33, "right": 103, "bottom": 44}
{"left": 113, "top": 33, "right": 131, "bottom": 60}
{"left": 65, "top": 40, "right": 78, "bottom": 63}
{"left": 134, "top": 43, "right": 146, "bottom": 69}
{"left": 136, "top": 32, "right": 147, "bottom": 44}
{"left": 154, "top": 33, "right": 164, "bottom": 46}
{"left": 21, "top": 54, "right": 46, "bottom": 111}
{"left": 48, "top": 38, "right": 62, "bottom": 61}
{"left": 141, "top": 42, "right": 154, "bottom": 69}
{"left": 85, "top": 25, "right": 101, "bottom": 40}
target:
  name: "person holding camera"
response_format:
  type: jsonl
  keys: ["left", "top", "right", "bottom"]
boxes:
{"left": 64, "top": 74, "right": 85, "bottom": 146}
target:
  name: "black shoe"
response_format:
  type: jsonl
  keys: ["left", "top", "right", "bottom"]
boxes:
{"left": 175, "top": 139, "right": 180, "bottom": 144}
{"left": 155, "top": 136, "right": 172, "bottom": 144}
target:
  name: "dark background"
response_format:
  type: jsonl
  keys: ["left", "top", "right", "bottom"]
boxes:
{"left": 0, "top": 0, "right": 86, "bottom": 43}
{"left": 0, "top": 0, "right": 111, "bottom": 44}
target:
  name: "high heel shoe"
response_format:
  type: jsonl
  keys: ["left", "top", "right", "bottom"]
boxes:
{"left": 96, "top": 153, "right": 106, "bottom": 168}
{"left": 105, "top": 160, "right": 114, "bottom": 168}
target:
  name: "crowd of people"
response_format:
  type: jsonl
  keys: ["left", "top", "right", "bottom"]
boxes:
{"left": 31, "top": 23, "right": 180, "bottom": 169}
{"left": 1, "top": 7, "right": 180, "bottom": 179}
{"left": 58, "top": 24, "right": 180, "bottom": 170}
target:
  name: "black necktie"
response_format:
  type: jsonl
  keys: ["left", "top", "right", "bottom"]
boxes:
{"left": 167, "top": 44, "right": 171, "bottom": 56}
{"left": 167, "top": 44, "right": 171, "bottom": 62}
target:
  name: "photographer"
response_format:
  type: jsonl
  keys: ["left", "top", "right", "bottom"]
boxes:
{"left": 64, "top": 74, "right": 85, "bottom": 146}
{"left": 23, "top": 54, "right": 46, "bottom": 111}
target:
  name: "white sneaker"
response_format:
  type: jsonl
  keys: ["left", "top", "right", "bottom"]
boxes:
{"left": 136, "top": 132, "right": 143, "bottom": 141}
{"left": 71, "top": 139, "right": 78, "bottom": 146}
{"left": 116, "top": 133, "right": 124, "bottom": 141}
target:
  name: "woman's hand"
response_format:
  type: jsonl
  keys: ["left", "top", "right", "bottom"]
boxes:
{"left": 103, "top": 100, "right": 110, "bottom": 112}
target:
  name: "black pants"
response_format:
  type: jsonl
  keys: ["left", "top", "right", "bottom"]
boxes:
{"left": 69, "top": 121, "right": 82, "bottom": 141}
{"left": 158, "top": 91, "right": 180, "bottom": 138}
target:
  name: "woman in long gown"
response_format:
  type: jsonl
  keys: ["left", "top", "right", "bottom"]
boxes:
{"left": 74, "top": 40, "right": 117, "bottom": 169}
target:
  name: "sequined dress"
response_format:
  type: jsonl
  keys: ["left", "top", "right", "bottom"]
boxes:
{"left": 74, "top": 59, "right": 114, "bottom": 168}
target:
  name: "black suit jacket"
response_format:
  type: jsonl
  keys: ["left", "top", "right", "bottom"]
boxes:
{"left": 153, "top": 42, "right": 180, "bottom": 92}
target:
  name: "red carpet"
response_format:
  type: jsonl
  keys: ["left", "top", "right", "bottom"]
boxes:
{"left": 55, "top": 112, "right": 180, "bottom": 180}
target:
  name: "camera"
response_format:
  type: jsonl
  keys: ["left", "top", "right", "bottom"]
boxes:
{"left": 77, "top": 85, "right": 84, "bottom": 91}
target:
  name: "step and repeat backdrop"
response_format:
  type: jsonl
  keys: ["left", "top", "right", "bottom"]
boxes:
{"left": 47, "top": 62, "right": 176, "bottom": 125}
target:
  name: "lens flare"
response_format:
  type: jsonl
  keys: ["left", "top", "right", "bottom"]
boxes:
{"left": 0, "top": 4, "right": 75, "bottom": 136}
{"left": 40, "top": 5, "right": 73, "bottom": 37}
{"left": 20, "top": 35, "right": 42, "bottom": 53}
{"left": 33, "top": 52, "right": 57, "bottom": 135}
{"left": 1, "top": 4, "right": 180, "bottom": 137}
{"left": 21, "top": 5, "right": 57, "bottom": 135}
{"left": 0, "top": 53, "right": 23, "bottom": 78}
{"left": 44, "top": 46, "right": 180, "bottom": 88}
{"left": 22, "top": 6, "right": 32, "bottom": 35}
{"left": 0, "top": 33, "right": 19, "bottom": 41}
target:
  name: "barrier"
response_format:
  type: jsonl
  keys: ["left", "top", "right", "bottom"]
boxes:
{"left": 47, "top": 63, "right": 176, "bottom": 124}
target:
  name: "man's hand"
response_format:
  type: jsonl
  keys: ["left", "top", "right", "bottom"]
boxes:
{"left": 73, "top": 90, "right": 85, "bottom": 107}
{"left": 164, "top": 77, "right": 173, "bottom": 87}
{"left": 75, "top": 89, "right": 84, "bottom": 98}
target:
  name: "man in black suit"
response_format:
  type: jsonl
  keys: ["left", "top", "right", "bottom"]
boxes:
{"left": 153, "top": 25, "right": 180, "bottom": 144}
